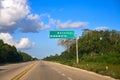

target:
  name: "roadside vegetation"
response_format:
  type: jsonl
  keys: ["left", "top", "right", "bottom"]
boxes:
{"left": 44, "top": 29, "right": 120, "bottom": 79}
{"left": 0, "top": 40, "right": 36, "bottom": 64}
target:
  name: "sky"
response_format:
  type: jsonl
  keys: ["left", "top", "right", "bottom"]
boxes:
{"left": 0, "top": 0, "right": 120, "bottom": 59}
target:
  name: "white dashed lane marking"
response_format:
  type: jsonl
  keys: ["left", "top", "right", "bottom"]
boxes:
{"left": 51, "top": 67, "right": 73, "bottom": 80}
{"left": 61, "top": 73, "right": 66, "bottom": 76}
{"left": 67, "top": 77, "right": 73, "bottom": 80}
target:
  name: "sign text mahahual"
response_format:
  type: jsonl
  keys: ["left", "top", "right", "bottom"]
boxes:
{"left": 50, "top": 31, "right": 75, "bottom": 39}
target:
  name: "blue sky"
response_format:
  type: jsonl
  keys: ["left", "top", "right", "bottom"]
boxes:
{"left": 0, "top": 0, "right": 120, "bottom": 58}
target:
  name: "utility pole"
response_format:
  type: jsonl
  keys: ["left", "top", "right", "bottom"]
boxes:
{"left": 76, "top": 34, "right": 79, "bottom": 64}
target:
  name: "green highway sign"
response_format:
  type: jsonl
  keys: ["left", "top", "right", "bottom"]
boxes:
{"left": 50, "top": 31, "right": 75, "bottom": 39}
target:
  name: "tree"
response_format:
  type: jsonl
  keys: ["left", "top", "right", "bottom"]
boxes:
{"left": 0, "top": 39, "right": 33, "bottom": 63}
{"left": 44, "top": 29, "right": 120, "bottom": 64}
{"left": 58, "top": 39, "right": 75, "bottom": 53}
{"left": 18, "top": 51, "right": 32, "bottom": 62}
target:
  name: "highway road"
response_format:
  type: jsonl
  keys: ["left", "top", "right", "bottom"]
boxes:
{"left": 0, "top": 61, "right": 35, "bottom": 80}
{"left": 0, "top": 61, "right": 115, "bottom": 80}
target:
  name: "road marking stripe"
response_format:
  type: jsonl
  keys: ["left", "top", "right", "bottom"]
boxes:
{"left": 61, "top": 73, "right": 66, "bottom": 76}
{"left": 67, "top": 77, "right": 73, "bottom": 80}
{"left": 11, "top": 61, "right": 37, "bottom": 80}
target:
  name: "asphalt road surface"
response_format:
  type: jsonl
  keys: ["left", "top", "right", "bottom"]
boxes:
{"left": 0, "top": 61, "right": 115, "bottom": 80}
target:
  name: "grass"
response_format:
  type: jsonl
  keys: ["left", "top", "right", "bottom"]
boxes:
{"left": 57, "top": 53, "right": 120, "bottom": 79}
{"left": 45, "top": 52, "right": 120, "bottom": 79}
{"left": 71, "top": 62, "right": 120, "bottom": 79}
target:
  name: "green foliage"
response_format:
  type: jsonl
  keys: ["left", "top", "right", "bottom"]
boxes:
{"left": 44, "top": 54, "right": 60, "bottom": 61}
{"left": 78, "top": 30, "right": 120, "bottom": 54}
{"left": 0, "top": 39, "right": 33, "bottom": 63}
{"left": 44, "top": 29, "right": 120, "bottom": 79}
{"left": 18, "top": 51, "right": 32, "bottom": 62}
{"left": 81, "top": 52, "right": 120, "bottom": 64}
{"left": 44, "top": 30, "right": 120, "bottom": 63}
{"left": 73, "top": 62, "right": 120, "bottom": 79}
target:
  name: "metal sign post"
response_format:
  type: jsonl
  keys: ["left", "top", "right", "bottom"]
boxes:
{"left": 50, "top": 31, "right": 79, "bottom": 64}
{"left": 75, "top": 34, "right": 79, "bottom": 64}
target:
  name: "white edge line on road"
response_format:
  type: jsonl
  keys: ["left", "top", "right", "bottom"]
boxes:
{"left": 61, "top": 73, "right": 66, "bottom": 76}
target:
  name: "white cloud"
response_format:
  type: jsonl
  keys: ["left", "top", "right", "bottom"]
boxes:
{"left": 16, "top": 38, "right": 34, "bottom": 49}
{"left": 38, "top": 14, "right": 56, "bottom": 30}
{"left": 95, "top": 26, "right": 109, "bottom": 31}
{"left": 18, "top": 14, "right": 42, "bottom": 33}
{"left": 56, "top": 20, "right": 88, "bottom": 29}
{"left": 0, "top": 0, "right": 29, "bottom": 32}
{"left": 0, "top": 33, "right": 15, "bottom": 45}
{"left": 0, "top": 0, "right": 88, "bottom": 33}
{"left": 0, "top": 0, "right": 49, "bottom": 33}
{"left": 0, "top": 33, "right": 34, "bottom": 50}
{"left": 27, "top": 14, "right": 39, "bottom": 20}
{"left": 19, "top": 14, "right": 55, "bottom": 32}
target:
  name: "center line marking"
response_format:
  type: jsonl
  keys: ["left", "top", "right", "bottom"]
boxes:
{"left": 11, "top": 61, "right": 38, "bottom": 80}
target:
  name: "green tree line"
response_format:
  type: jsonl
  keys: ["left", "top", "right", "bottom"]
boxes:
{"left": 0, "top": 40, "right": 33, "bottom": 63}
{"left": 44, "top": 29, "right": 120, "bottom": 64}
